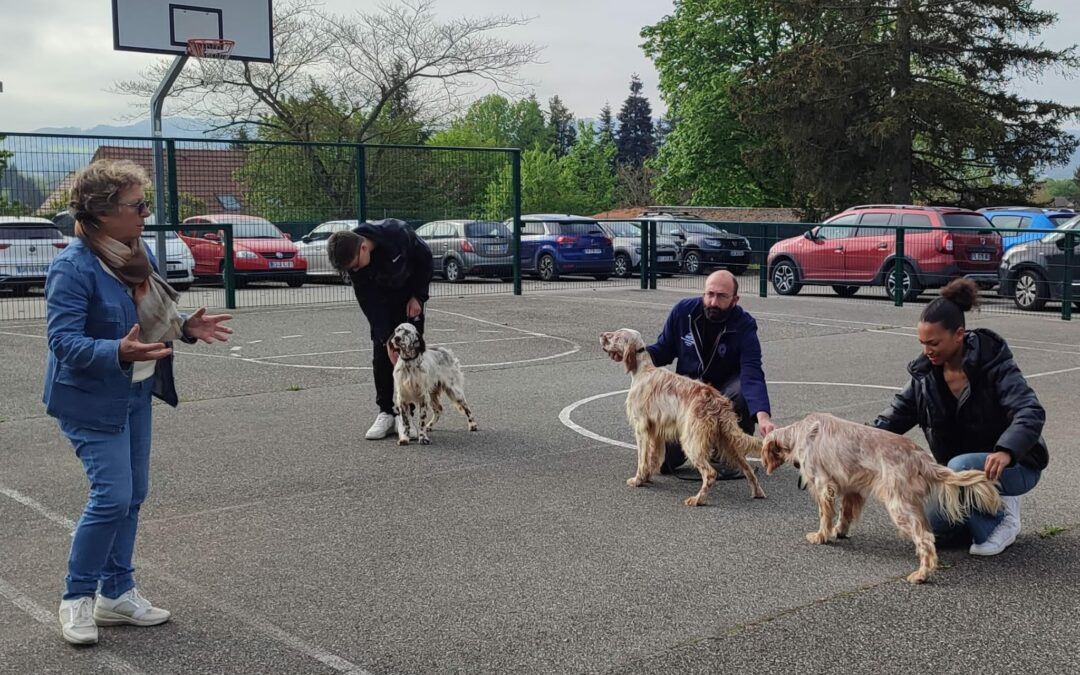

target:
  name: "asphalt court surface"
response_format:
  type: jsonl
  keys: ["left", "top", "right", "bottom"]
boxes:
{"left": 2, "top": 287, "right": 1079, "bottom": 674}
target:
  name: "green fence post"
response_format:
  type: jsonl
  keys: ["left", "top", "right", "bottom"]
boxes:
{"left": 649, "top": 219, "right": 658, "bottom": 290}
{"left": 165, "top": 139, "right": 179, "bottom": 226}
{"left": 893, "top": 227, "right": 906, "bottom": 306}
{"left": 759, "top": 223, "right": 770, "bottom": 298}
{"left": 639, "top": 219, "right": 648, "bottom": 290}
{"left": 511, "top": 150, "right": 522, "bottom": 296}
{"left": 356, "top": 145, "right": 368, "bottom": 223}
{"left": 223, "top": 224, "right": 236, "bottom": 310}
{"left": 1063, "top": 230, "right": 1074, "bottom": 321}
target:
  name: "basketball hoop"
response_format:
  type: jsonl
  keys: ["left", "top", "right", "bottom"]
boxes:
{"left": 186, "top": 38, "right": 235, "bottom": 85}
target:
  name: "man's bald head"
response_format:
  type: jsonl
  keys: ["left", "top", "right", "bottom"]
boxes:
{"left": 703, "top": 270, "right": 739, "bottom": 320}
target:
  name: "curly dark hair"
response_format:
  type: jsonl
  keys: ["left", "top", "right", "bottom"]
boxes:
{"left": 920, "top": 278, "right": 980, "bottom": 330}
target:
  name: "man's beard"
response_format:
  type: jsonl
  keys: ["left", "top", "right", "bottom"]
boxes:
{"left": 704, "top": 306, "right": 733, "bottom": 322}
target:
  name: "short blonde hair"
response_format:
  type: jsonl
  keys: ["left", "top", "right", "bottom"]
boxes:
{"left": 69, "top": 159, "right": 150, "bottom": 227}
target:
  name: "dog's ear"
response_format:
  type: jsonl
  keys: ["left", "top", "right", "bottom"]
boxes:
{"left": 416, "top": 333, "right": 426, "bottom": 354}
{"left": 761, "top": 436, "right": 785, "bottom": 475}
{"left": 622, "top": 341, "right": 638, "bottom": 373}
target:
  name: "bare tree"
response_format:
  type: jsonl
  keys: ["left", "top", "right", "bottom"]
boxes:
{"left": 113, "top": 0, "right": 541, "bottom": 144}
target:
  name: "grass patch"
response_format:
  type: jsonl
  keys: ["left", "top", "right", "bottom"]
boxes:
{"left": 1038, "top": 525, "right": 1069, "bottom": 539}
{"left": 286, "top": 385, "right": 304, "bottom": 392}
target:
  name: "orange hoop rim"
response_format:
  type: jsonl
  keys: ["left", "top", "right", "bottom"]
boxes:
{"left": 186, "top": 38, "right": 236, "bottom": 58}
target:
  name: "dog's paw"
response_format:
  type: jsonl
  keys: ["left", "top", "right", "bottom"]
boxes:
{"left": 468, "top": 423, "right": 478, "bottom": 431}
{"left": 626, "top": 476, "right": 644, "bottom": 487}
{"left": 832, "top": 529, "right": 850, "bottom": 539}
{"left": 906, "top": 569, "right": 930, "bottom": 584}
{"left": 397, "top": 438, "right": 410, "bottom": 446}
{"left": 684, "top": 496, "right": 704, "bottom": 507}
{"left": 419, "top": 436, "right": 431, "bottom": 445}
{"left": 806, "top": 531, "right": 830, "bottom": 544}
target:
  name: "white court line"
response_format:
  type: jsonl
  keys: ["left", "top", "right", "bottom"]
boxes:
{"left": 558, "top": 381, "right": 904, "bottom": 458}
{"left": 281, "top": 335, "right": 303, "bottom": 339}
{"left": 1027, "top": 365, "right": 1080, "bottom": 379}
{"left": 0, "top": 483, "right": 374, "bottom": 675}
{"left": 0, "top": 330, "right": 46, "bottom": 339}
{"left": 330, "top": 331, "right": 352, "bottom": 335}
{"left": 868, "top": 329, "right": 1080, "bottom": 355}
{"left": 255, "top": 336, "right": 547, "bottom": 361}
{"left": 0, "top": 577, "right": 146, "bottom": 675}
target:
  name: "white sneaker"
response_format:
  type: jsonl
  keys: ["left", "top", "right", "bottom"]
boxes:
{"left": 94, "top": 588, "right": 171, "bottom": 627}
{"left": 970, "top": 496, "right": 1021, "bottom": 556}
{"left": 59, "top": 596, "right": 98, "bottom": 644}
{"left": 365, "top": 412, "right": 397, "bottom": 440}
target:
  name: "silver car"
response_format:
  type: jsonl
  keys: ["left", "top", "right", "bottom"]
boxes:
{"left": 297, "top": 219, "right": 359, "bottom": 279}
{"left": 0, "top": 217, "right": 73, "bottom": 295}
{"left": 599, "top": 221, "right": 682, "bottom": 278}
{"left": 416, "top": 220, "right": 514, "bottom": 283}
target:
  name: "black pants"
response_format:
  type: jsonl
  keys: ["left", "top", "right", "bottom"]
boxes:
{"left": 662, "top": 391, "right": 755, "bottom": 472}
{"left": 367, "top": 302, "right": 425, "bottom": 415}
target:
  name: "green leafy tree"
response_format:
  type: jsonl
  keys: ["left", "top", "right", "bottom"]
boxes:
{"left": 559, "top": 122, "right": 617, "bottom": 214}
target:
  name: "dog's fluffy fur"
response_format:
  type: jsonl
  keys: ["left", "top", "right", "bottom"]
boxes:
{"left": 600, "top": 328, "right": 765, "bottom": 506}
{"left": 762, "top": 413, "right": 1002, "bottom": 583}
{"left": 389, "top": 322, "right": 478, "bottom": 445}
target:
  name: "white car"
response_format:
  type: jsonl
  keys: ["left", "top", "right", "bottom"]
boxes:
{"left": 296, "top": 219, "right": 358, "bottom": 279}
{"left": 0, "top": 216, "right": 72, "bottom": 295}
{"left": 141, "top": 230, "right": 196, "bottom": 291}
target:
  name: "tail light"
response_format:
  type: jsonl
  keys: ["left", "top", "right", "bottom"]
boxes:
{"left": 0, "top": 244, "right": 10, "bottom": 250}
{"left": 53, "top": 242, "right": 68, "bottom": 249}
{"left": 938, "top": 233, "right": 954, "bottom": 254}
{"left": 556, "top": 235, "right": 577, "bottom": 245}
{"left": 460, "top": 239, "right": 474, "bottom": 253}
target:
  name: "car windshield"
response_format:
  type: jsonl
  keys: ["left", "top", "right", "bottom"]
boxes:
{"left": 676, "top": 221, "right": 727, "bottom": 235}
{"left": 0, "top": 225, "right": 64, "bottom": 239}
{"left": 1049, "top": 214, "right": 1076, "bottom": 226}
{"left": 942, "top": 213, "right": 994, "bottom": 230}
{"left": 1041, "top": 216, "right": 1080, "bottom": 244}
{"left": 230, "top": 220, "right": 283, "bottom": 238}
{"left": 604, "top": 222, "right": 640, "bottom": 237}
{"left": 141, "top": 230, "right": 178, "bottom": 239}
{"left": 553, "top": 222, "right": 604, "bottom": 235}
{"left": 465, "top": 221, "right": 511, "bottom": 238}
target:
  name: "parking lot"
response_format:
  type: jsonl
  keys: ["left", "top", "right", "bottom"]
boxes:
{"left": 2, "top": 283, "right": 1078, "bottom": 674}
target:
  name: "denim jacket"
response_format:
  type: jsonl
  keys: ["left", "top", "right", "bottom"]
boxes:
{"left": 42, "top": 239, "right": 182, "bottom": 432}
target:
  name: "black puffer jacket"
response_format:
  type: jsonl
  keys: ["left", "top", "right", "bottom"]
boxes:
{"left": 872, "top": 328, "right": 1048, "bottom": 470}
{"left": 348, "top": 219, "right": 433, "bottom": 306}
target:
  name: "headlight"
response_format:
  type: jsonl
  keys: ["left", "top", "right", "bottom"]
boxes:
{"left": 742, "top": 237, "right": 751, "bottom": 248}
{"left": 634, "top": 247, "right": 642, "bottom": 254}
{"left": 236, "top": 250, "right": 259, "bottom": 259}
{"left": 702, "top": 238, "right": 723, "bottom": 247}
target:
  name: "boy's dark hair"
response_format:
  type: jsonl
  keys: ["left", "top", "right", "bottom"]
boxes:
{"left": 327, "top": 230, "right": 363, "bottom": 272}
{"left": 920, "top": 278, "right": 980, "bottom": 331}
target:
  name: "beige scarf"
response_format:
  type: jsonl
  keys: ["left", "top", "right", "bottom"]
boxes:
{"left": 76, "top": 221, "right": 184, "bottom": 343}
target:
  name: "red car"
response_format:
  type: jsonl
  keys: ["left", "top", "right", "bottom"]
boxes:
{"left": 179, "top": 214, "right": 307, "bottom": 287}
{"left": 767, "top": 205, "right": 1002, "bottom": 300}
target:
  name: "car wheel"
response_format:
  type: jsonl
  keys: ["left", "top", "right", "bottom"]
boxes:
{"left": 444, "top": 258, "right": 464, "bottom": 283}
{"left": 771, "top": 259, "right": 802, "bottom": 296}
{"left": 884, "top": 264, "right": 922, "bottom": 302}
{"left": 728, "top": 264, "right": 748, "bottom": 276}
{"left": 832, "top": 285, "right": 859, "bottom": 297}
{"left": 682, "top": 250, "right": 703, "bottom": 275}
{"left": 1013, "top": 269, "right": 1047, "bottom": 311}
{"left": 613, "top": 253, "right": 632, "bottom": 278}
{"left": 286, "top": 278, "right": 304, "bottom": 288}
{"left": 173, "top": 283, "right": 191, "bottom": 292}
{"left": 538, "top": 254, "right": 559, "bottom": 281}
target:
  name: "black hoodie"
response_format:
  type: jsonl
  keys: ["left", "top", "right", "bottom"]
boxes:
{"left": 873, "top": 328, "right": 1049, "bottom": 470}
{"left": 348, "top": 219, "right": 433, "bottom": 307}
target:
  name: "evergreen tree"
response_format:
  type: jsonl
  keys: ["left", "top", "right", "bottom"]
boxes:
{"left": 615, "top": 75, "right": 655, "bottom": 167}
{"left": 597, "top": 103, "right": 615, "bottom": 143}
{"left": 548, "top": 95, "right": 577, "bottom": 158}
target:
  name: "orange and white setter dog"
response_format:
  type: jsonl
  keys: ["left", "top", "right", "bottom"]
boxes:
{"left": 600, "top": 328, "right": 765, "bottom": 507}
{"left": 762, "top": 413, "right": 1002, "bottom": 583}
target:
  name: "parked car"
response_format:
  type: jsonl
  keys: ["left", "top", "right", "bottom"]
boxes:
{"left": 978, "top": 207, "right": 1076, "bottom": 250}
{"left": 638, "top": 211, "right": 753, "bottom": 275}
{"left": 998, "top": 215, "right": 1080, "bottom": 311}
{"left": 767, "top": 205, "right": 1002, "bottom": 301}
{"left": 416, "top": 219, "right": 514, "bottom": 282}
{"left": 597, "top": 220, "right": 681, "bottom": 278}
{"left": 509, "top": 214, "right": 615, "bottom": 281}
{"left": 297, "top": 219, "right": 358, "bottom": 279}
{"left": 140, "top": 229, "right": 195, "bottom": 291}
{"left": 179, "top": 214, "right": 307, "bottom": 287}
{"left": 0, "top": 217, "right": 71, "bottom": 295}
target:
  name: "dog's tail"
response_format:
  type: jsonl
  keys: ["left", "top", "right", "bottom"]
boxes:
{"left": 929, "top": 464, "right": 1002, "bottom": 525}
{"left": 698, "top": 392, "right": 762, "bottom": 459}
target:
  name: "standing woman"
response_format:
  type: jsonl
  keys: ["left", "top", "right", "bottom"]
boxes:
{"left": 872, "top": 278, "right": 1048, "bottom": 556}
{"left": 44, "top": 159, "right": 232, "bottom": 645}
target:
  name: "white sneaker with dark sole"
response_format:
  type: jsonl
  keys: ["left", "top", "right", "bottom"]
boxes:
{"left": 970, "top": 496, "right": 1021, "bottom": 556}
{"left": 94, "top": 588, "right": 171, "bottom": 627}
{"left": 59, "top": 596, "right": 98, "bottom": 645}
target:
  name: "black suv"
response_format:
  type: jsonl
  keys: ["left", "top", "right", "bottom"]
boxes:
{"left": 639, "top": 211, "right": 753, "bottom": 275}
{"left": 998, "top": 215, "right": 1080, "bottom": 311}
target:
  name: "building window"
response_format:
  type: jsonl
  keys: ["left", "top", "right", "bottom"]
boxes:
{"left": 216, "top": 194, "right": 242, "bottom": 211}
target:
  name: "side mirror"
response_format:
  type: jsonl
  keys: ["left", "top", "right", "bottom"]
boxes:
{"left": 803, "top": 230, "right": 815, "bottom": 241}
{"left": 301, "top": 236, "right": 312, "bottom": 244}
{"left": 203, "top": 232, "right": 220, "bottom": 241}
{"left": 283, "top": 233, "right": 292, "bottom": 241}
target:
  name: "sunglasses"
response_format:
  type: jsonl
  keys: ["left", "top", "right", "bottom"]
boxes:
{"left": 118, "top": 199, "right": 152, "bottom": 212}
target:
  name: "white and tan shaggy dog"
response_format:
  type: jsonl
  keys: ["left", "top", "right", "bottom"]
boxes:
{"left": 600, "top": 328, "right": 765, "bottom": 507}
{"left": 389, "top": 322, "right": 478, "bottom": 445}
{"left": 762, "top": 413, "right": 1002, "bottom": 583}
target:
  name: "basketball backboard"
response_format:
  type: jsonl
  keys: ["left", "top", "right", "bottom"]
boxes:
{"left": 112, "top": 0, "right": 273, "bottom": 62}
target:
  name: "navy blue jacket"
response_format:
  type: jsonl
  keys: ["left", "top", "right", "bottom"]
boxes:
{"left": 43, "top": 239, "right": 182, "bottom": 432}
{"left": 645, "top": 298, "right": 771, "bottom": 419}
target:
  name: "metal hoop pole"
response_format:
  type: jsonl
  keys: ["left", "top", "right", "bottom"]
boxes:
{"left": 151, "top": 55, "right": 188, "bottom": 268}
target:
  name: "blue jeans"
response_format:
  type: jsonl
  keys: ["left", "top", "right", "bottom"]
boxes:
{"left": 927, "top": 452, "right": 1041, "bottom": 545}
{"left": 59, "top": 378, "right": 154, "bottom": 600}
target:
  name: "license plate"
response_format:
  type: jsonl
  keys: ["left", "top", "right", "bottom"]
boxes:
{"left": 584, "top": 248, "right": 602, "bottom": 255}
{"left": 729, "top": 250, "right": 746, "bottom": 257}
{"left": 657, "top": 255, "right": 674, "bottom": 262}
{"left": 268, "top": 261, "right": 294, "bottom": 269}
{"left": 969, "top": 252, "right": 991, "bottom": 261}
{"left": 16, "top": 265, "right": 49, "bottom": 275}
{"left": 167, "top": 262, "right": 182, "bottom": 270}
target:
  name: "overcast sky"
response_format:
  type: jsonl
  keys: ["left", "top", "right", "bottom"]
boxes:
{"left": 0, "top": 0, "right": 1076, "bottom": 132}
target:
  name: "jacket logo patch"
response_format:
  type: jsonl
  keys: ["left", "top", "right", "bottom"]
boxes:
{"left": 717, "top": 344, "right": 727, "bottom": 357}
{"left": 681, "top": 332, "right": 695, "bottom": 347}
